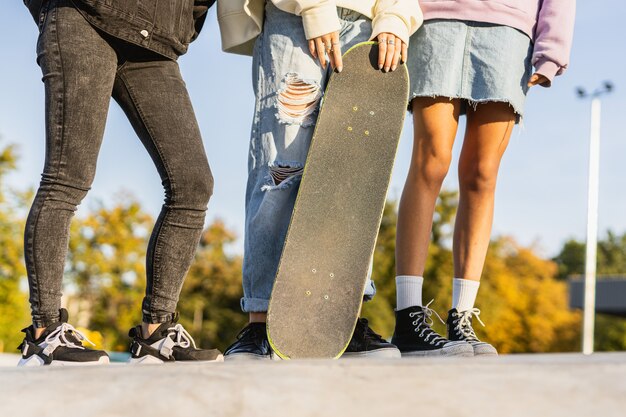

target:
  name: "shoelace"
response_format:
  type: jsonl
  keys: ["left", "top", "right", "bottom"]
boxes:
{"left": 454, "top": 308, "right": 486, "bottom": 342}
{"left": 409, "top": 300, "right": 447, "bottom": 346}
{"left": 156, "top": 323, "right": 199, "bottom": 358}
{"left": 42, "top": 323, "right": 95, "bottom": 356}
{"left": 167, "top": 323, "right": 198, "bottom": 349}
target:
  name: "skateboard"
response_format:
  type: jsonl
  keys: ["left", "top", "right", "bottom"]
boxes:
{"left": 267, "top": 42, "right": 409, "bottom": 359}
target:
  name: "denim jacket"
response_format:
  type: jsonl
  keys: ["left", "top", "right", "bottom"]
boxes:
{"left": 24, "top": 0, "right": 214, "bottom": 59}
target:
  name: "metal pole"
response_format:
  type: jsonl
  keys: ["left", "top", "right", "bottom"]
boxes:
{"left": 582, "top": 98, "right": 601, "bottom": 355}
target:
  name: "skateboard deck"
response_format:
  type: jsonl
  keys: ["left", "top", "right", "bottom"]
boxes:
{"left": 267, "top": 42, "right": 409, "bottom": 359}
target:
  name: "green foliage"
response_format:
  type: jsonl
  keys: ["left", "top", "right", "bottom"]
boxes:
{"left": 553, "top": 239, "right": 585, "bottom": 280}
{"left": 597, "top": 231, "right": 626, "bottom": 276}
{"left": 65, "top": 200, "right": 246, "bottom": 352}
{"left": 553, "top": 230, "right": 626, "bottom": 351}
{"left": 595, "top": 314, "right": 626, "bottom": 351}
{"left": 66, "top": 198, "right": 152, "bottom": 351}
{"left": 0, "top": 143, "right": 29, "bottom": 352}
{"left": 554, "top": 231, "right": 626, "bottom": 279}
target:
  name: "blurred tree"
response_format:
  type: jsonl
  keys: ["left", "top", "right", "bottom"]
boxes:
{"left": 553, "top": 231, "right": 626, "bottom": 278}
{"left": 476, "top": 239, "right": 580, "bottom": 353}
{"left": 364, "top": 192, "right": 582, "bottom": 353}
{"left": 594, "top": 314, "right": 626, "bottom": 351}
{"left": 553, "top": 239, "right": 585, "bottom": 280}
{"left": 0, "top": 143, "right": 30, "bottom": 352}
{"left": 66, "top": 199, "right": 246, "bottom": 352}
{"left": 66, "top": 197, "right": 152, "bottom": 351}
{"left": 553, "top": 230, "right": 626, "bottom": 351}
{"left": 597, "top": 231, "right": 626, "bottom": 276}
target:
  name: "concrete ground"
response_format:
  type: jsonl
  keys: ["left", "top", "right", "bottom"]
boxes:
{"left": 0, "top": 353, "right": 624, "bottom": 417}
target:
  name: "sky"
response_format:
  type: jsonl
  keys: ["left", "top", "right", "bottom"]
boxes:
{"left": 0, "top": 2, "right": 625, "bottom": 258}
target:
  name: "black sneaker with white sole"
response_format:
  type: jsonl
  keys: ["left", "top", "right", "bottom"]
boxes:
{"left": 224, "top": 322, "right": 274, "bottom": 361}
{"left": 342, "top": 318, "right": 401, "bottom": 359}
{"left": 129, "top": 318, "right": 223, "bottom": 364}
{"left": 392, "top": 303, "right": 474, "bottom": 357}
{"left": 447, "top": 308, "right": 498, "bottom": 356}
{"left": 17, "top": 309, "right": 109, "bottom": 366}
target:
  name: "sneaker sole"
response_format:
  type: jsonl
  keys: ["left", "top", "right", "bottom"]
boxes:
{"left": 128, "top": 354, "right": 224, "bottom": 365}
{"left": 400, "top": 342, "right": 475, "bottom": 358}
{"left": 340, "top": 348, "right": 401, "bottom": 359}
{"left": 472, "top": 344, "right": 498, "bottom": 356}
{"left": 18, "top": 356, "right": 110, "bottom": 367}
{"left": 224, "top": 352, "right": 278, "bottom": 362}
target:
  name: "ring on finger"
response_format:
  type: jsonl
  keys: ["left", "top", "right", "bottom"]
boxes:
{"left": 387, "top": 39, "right": 395, "bottom": 45}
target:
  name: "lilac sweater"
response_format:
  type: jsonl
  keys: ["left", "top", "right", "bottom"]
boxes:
{"left": 420, "top": 0, "right": 576, "bottom": 85}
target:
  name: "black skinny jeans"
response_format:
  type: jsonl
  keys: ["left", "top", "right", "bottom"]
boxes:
{"left": 26, "top": 0, "right": 213, "bottom": 328}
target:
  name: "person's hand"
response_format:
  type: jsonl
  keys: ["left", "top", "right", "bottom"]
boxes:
{"left": 309, "top": 31, "right": 343, "bottom": 72}
{"left": 527, "top": 73, "right": 549, "bottom": 88}
{"left": 377, "top": 32, "right": 407, "bottom": 72}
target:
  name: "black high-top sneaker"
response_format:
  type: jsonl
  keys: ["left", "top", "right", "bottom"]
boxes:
{"left": 341, "top": 318, "right": 401, "bottom": 359}
{"left": 129, "top": 317, "right": 223, "bottom": 364}
{"left": 447, "top": 308, "right": 498, "bottom": 356}
{"left": 392, "top": 303, "right": 474, "bottom": 357}
{"left": 17, "top": 309, "right": 109, "bottom": 366}
{"left": 224, "top": 323, "right": 274, "bottom": 361}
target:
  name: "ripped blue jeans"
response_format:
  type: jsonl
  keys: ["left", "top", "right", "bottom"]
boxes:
{"left": 241, "top": 3, "right": 375, "bottom": 312}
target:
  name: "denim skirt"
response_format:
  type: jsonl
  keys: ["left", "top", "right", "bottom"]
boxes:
{"left": 407, "top": 19, "right": 533, "bottom": 121}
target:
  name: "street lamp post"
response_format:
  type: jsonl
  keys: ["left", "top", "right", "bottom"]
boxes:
{"left": 576, "top": 82, "right": 614, "bottom": 355}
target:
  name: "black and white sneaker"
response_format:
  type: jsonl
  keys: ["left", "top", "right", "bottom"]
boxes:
{"left": 128, "top": 318, "right": 223, "bottom": 364}
{"left": 341, "top": 318, "right": 401, "bottom": 359}
{"left": 224, "top": 322, "right": 274, "bottom": 361}
{"left": 392, "top": 302, "right": 474, "bottom": 357}
{"left": 17, "top": 309, "right": 109, "bottom": 366}
{"left": 447, "top": 308, "right": 498, "bottom": 356}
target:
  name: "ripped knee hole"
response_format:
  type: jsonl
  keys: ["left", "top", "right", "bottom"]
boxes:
{"left": 269, "top": 164, "right": 303, "bottom": 186}
{"left": 277, "top": 73, "right": 321, "bottom": 124}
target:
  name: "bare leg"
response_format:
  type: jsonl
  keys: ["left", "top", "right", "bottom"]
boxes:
{"left": 396, "top": 98, "right": 461, "bottom": 276}
{"left": 453, "top": 102, "right": 516, "bottom": 280}
{"left": 249, "top": 312, "right": 267, "bottom": 323}
{"left": 141, "top": 323, "right": 162, "bottom": 338}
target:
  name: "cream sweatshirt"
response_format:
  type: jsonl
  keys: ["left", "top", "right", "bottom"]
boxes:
{"left": 217, "top": 0, "right": 423, "bottom": 56}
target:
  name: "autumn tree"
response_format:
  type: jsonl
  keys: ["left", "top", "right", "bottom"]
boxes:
{"left": 66, "top": 198, "right": 246, "bottom": 352}
{"left": 475, "top": 239, "right": 580, "bottom": 353}
{"left": 0, "top": 143, "right": 30, "bottom": 352}
{"left": 66, "top": 197, "right": 152, "bottom": 350}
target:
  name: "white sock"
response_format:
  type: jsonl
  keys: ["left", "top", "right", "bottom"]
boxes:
{"left": 395, "top": 275, "right": 424, "bottom": 310}
{"left": 452, "top": 278, "right": 480, "bottom": 312}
